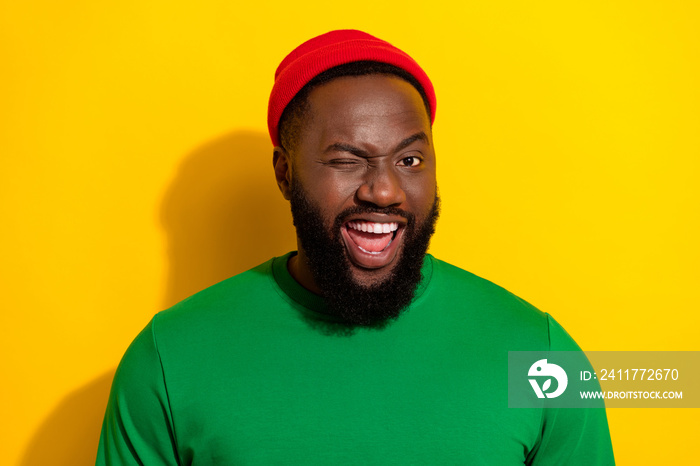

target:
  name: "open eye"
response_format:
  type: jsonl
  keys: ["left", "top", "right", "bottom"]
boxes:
{"left": 398, "top": 155, "right": 422, "bottom": 167}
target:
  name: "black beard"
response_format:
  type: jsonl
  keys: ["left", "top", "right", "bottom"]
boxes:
{"left": 289, "top": 181, "right": 440, "bottom": 328}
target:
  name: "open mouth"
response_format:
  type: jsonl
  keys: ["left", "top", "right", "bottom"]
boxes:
{"left": 346, "top": 221, "right": 399, "bottom": 254}
{"left": 340, "top": 219, "right": 405, "bottom": 269}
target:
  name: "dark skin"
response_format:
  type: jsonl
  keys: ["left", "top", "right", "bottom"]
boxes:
{"left": 273, "top": 75, "right": 437, "bottom": 293}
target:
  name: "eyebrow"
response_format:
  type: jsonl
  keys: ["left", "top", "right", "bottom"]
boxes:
{"left": 323, "top": 131, "right": 429, "bottom": 157}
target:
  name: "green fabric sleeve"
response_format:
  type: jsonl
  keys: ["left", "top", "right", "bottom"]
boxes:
{"left": 527, "top": 315, "right": 615, "bottom": 465}
{"left": 96, "top": 317, "right": 180, "bottom": 465}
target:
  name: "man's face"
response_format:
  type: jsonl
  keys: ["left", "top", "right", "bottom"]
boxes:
{"left": 280, "top": 74, "right": 439, "bottom": 326}
{"left": 290, "top": 75, "right": 437, "bottom": 282}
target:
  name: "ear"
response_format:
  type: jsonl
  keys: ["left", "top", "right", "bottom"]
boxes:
{"left": 272, "top": 146, "right": 292, "bottom": 200}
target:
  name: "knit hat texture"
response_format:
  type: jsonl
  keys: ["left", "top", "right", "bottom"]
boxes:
{"left": 267, "top": 29, "right": 436, "bottom": 146}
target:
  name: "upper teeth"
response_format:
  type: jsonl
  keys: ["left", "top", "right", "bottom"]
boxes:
{"left": 347, "top": 221, "right": 399, "bottom": 234}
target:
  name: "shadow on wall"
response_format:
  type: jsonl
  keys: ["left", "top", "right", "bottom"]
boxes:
{"left": 160, "top": 129, "right": 297, "bottom": 308}
{"left": 20, "top": 370, "right": 115, "bottom": 466}
{"left": 21, "top": 130, "right": 296, "bottom": 465}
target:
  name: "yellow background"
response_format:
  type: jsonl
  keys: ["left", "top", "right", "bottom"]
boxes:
{"left": 2, "top": 1, "right": 698, "bottom": 464}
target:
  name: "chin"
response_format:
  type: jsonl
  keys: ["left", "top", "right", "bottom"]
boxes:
{"left": 346, "top": 263, "right": 397, "bottom": 289}
{"left": 343, "top": 245, "right": 403, "bottom": 287}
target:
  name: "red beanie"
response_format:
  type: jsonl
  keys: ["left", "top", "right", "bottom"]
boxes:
{"left": 267, "top": 29, "right": 436, "bottom": 147}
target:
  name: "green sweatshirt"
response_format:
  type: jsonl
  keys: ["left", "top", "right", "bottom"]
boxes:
{"left": 97, "top": 253, "right": 614, "bottom": 465}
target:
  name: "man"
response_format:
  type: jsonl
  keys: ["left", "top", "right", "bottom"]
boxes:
{"left": 97, "top": 30, "right": 614, "bottom": 465}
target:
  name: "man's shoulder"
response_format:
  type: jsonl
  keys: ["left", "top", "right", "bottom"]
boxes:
{"left": 428, "top": 255, "right": 500, "bottom": 286}
{"left": 428, "top": 256, "right": 539, "bottom": 307}
{"left": 154, "top": 256, "right": 282, "bottom": 332}
{"left": 425, "top": 255, "right": 549, "bottom": 336}
{"left": 176, "top": 258, "right": 275, "bottom": 305}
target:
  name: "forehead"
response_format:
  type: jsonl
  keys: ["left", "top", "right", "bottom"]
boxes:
{"left": 301, "top": 75, "right": 432, "bottom": 151}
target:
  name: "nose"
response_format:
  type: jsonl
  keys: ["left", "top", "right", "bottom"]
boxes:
{"left": 355, "top": 165, "right": 406, "bottom": 208}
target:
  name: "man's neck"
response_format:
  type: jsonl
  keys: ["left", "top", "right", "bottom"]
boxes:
{"left": 287, "top": 247, "right": 323, "bottom": 295}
